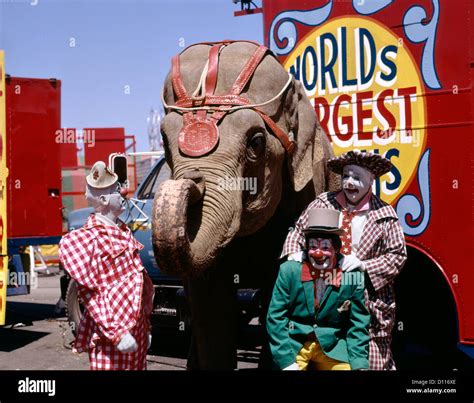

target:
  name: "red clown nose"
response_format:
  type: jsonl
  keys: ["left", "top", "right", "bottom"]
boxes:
{"left": 119, "top": 187, "right": 129, "bottom": 197}
{"left": 309, "top": 249, "right": 324, "bottom": 260}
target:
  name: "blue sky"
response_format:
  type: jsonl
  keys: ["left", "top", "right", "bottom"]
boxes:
{"left": 0, "top": 0, "right": 263, "bottom": 151}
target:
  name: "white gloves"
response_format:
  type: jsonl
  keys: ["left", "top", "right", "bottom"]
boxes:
{"left": 283, "top": 362, "right": 300, "bottom": 370}
{"left": 147, "top": 332, "right": 152, "bottom": 350}
{"left": 339, "top": 254, "right": 365, "bottom": 272}
{"left": 116, "top": 332, "right": 151, "bottom": 353}
{"left": 287, "top": 251, "right": 304, "bottom": 263}
{"left": 116, "top": 332, "right": 138, "bottom": 353}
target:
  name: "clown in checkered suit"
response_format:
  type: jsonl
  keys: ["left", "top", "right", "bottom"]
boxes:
{"left": 281, "top": 151, "right": 407, "bottom": 370}
{"left": 60, "top": 161, "right": 154, "bottom": 370}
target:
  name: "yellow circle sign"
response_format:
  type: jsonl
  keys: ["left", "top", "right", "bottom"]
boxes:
{"left": 284, "top": 16, "right": 426, "bottom": 204}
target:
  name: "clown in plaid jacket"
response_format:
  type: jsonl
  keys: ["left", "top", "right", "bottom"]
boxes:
{"left": 59, "top": 214, "right": 154, "bottom": 370}
{"left": 281, "top": 191, "right": 407, "bottom": 370}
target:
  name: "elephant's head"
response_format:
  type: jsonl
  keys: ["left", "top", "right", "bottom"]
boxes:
{"left": 152, "top": 41, "right": 337, "bottom": 277}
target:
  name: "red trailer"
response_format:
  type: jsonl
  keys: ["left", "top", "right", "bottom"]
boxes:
{"left": 254, "top": 0, "right": 474, "bottom": 368}
{"left": 6, "top": 77, "right": 62, "bottom": 240}
{"left": 1, "top": 74, "right": 63, "bottom": 320}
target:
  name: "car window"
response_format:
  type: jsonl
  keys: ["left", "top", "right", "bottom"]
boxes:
{"left": 138, "top": 160, "right": 172, "bottom": 200}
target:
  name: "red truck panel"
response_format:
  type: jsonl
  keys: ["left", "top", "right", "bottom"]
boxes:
{"left": 59, "top": 128, "right": 79, "bottom": 169}
{"left": 83, "top": 127, "right": 125, "bottom": 167}
{"left": 6, "top": 77, "right": 62, "bottom": 239}
{"left": 262, "top": 0, "right": 474, "bottom": 343}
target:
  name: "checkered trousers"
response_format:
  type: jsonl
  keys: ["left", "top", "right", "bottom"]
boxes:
{"left": 281, "top": 191, "right": 407, "bottom": 370}
{"left": 369, "top": 337, "right": 395, "bottom": 371}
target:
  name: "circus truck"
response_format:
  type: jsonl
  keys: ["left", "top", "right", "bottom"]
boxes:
{"left": 248, "top": 0, "right": 474, "bottom": 368}
{"left": 0, "top": 51, "right": 64, "bottom": 326}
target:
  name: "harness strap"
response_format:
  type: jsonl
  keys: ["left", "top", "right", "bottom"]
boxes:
{"left": 171, "top": 55, "right": 188, "bottom": 100}
{"left": 206, "top": 45, "right": 268, "bottom": 126}
{"left": 178, "top": 39, "right": 260, "bottom": 54}
{"left": 254, "top": 110, "right": 295, "bottom": 154}
{"left": 183, "top": 111, "right": 194, "bottom": 126}
{"left": 231, "top": 45, "right": 268, "bottom": 95}
{"left": 205, "top": 44, "right": 223, "bottom": 97}
{"left": 175, "top": 94, "right": 250, "bottom": 108}
{"left": 169, "top": 41, "right": 296, "bottom": 156}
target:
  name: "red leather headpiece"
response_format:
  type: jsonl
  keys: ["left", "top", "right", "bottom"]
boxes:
{"left": 167, "top": 40, "right": 295, "bottom": 157}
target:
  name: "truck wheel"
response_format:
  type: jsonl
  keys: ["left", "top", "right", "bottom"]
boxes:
{"left": 65, "top": 280, "right": 83, "bottom": 336}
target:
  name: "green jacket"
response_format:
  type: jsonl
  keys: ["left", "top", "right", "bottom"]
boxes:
{"left": 266, "top": 260, "right": 370, "bottom": 370}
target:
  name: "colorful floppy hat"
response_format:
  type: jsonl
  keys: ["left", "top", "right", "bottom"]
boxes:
{"left": 327, "top": 150, "right": 392, "bottom": 178}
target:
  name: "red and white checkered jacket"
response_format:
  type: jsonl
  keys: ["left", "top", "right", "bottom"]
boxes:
{"left": 59, "top": 214, "right": 154, "bottom": 353}
{"left": 281, "top": 191, "right": 407, "bottom": 339}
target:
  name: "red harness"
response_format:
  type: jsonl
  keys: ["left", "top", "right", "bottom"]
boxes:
{"left": 167, "top": 40, "right": 295, "bottom": 157}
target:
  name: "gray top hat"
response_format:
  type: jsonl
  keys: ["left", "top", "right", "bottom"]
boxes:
{"left": 302, "top": 208, "right": 343, "bottom": 236}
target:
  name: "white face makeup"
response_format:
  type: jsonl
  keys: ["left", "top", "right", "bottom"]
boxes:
{"left": 307, "top": 237, "right": 337, "bottom": 270}
{"left": 85, "top": 184, "right": 126, "bottom": 223}
{"left": 107, "top": 191, "right": 127, "bottom": 216}
{"left": 85, "top": 186, "right": 105, "bottom": 212}
{"left": 342, "top": 164, "right": 374, "bottom": 206}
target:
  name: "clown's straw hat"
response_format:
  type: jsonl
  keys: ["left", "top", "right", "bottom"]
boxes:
{"left": 86, "top": 161, "right": 118, "bottom": 189}
{"left": 327, "top": 150, "right": 392, "bottom": 178}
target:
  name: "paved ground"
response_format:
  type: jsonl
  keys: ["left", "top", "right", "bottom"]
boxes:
{"left": 0, "top": 269, "right": 260, "bottom": 370}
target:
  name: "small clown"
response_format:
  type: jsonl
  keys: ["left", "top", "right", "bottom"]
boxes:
{"left": 267, "top": 208, "right": 370, "bottom": 370}
{"left": 59, "top": 161, "right": 154, "bottom": 370}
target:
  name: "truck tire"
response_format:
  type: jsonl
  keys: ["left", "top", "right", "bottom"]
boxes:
{"left": 65, "top": 280, "right": 83, "bottom": 336}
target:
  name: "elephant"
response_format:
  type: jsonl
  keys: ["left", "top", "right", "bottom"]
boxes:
{"left": 152, "top": 41, "right": 339, "bottom": 369}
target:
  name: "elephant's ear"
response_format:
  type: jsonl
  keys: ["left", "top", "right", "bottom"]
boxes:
{"left": 286, "top": 79, "right": 336, "bottom": 193}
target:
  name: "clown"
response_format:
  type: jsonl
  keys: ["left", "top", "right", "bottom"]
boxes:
{"left": 281, "top": 150, "right": 407, "bottom": 370}
{"left": 267, "top": 208, "right": 370, "bottom": 370}
{"left": 59, "top": 161, "right": 154, "bottom": 370}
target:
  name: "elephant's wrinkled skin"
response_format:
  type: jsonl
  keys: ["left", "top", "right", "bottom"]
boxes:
{"left": 152, "top": 42, "right": 339, "bottom": 369}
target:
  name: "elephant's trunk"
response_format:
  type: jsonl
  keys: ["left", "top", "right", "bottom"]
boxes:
{"left": 152, "top": 169, "right": 238, "bottom": 277}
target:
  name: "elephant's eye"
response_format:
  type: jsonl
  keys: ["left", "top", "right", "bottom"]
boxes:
{"left": 247, "top": 132, "right": 265, "bottom": 161}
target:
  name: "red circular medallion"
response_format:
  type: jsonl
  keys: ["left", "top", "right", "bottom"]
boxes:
{"left": 178, "top": 119, "right": 219, "bottom": 157}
